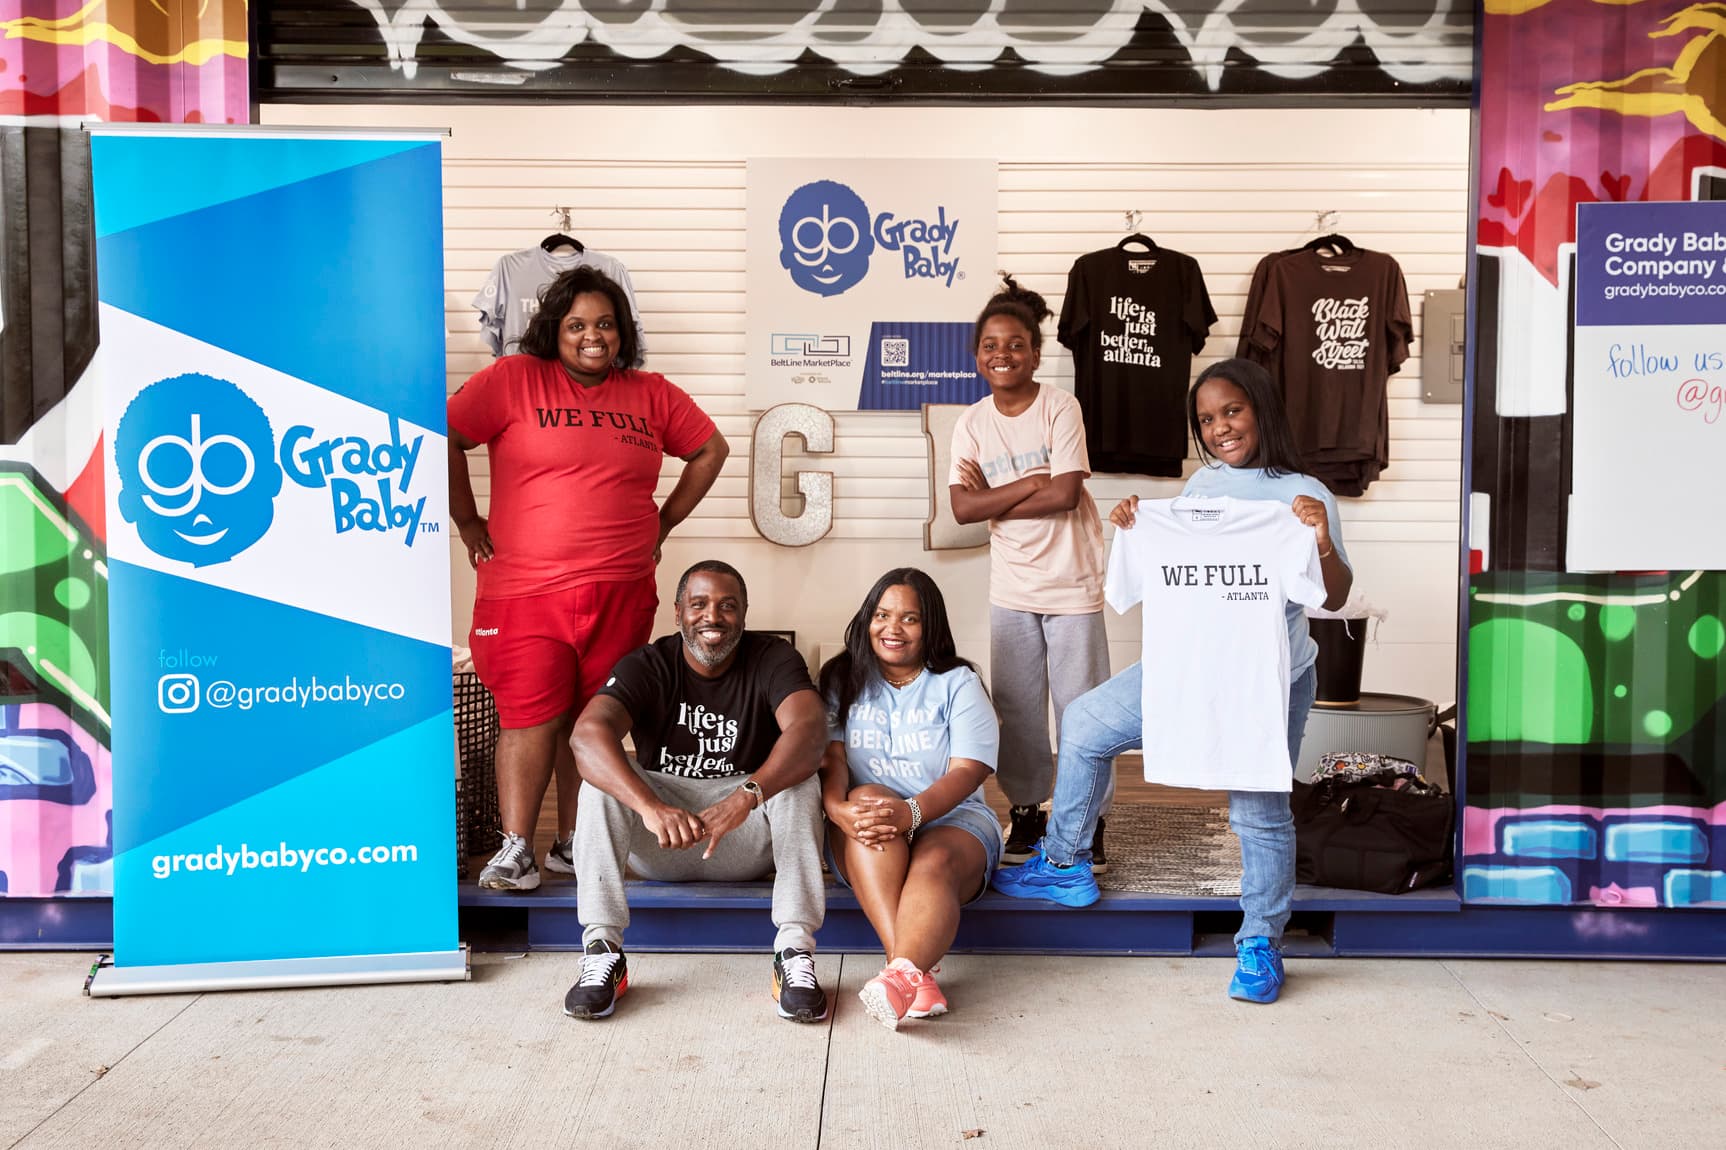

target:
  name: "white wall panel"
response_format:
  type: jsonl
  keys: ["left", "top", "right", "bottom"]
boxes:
{"left": 268, "top": 104, "right": 1469, "bottom": 707}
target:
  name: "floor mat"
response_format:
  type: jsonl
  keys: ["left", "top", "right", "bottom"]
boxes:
{"left": 1096, "top": 804, "right": 1241, "bottom": 897}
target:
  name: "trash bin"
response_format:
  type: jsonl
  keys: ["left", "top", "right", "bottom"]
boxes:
{"left": 1310, "top": 616, "right": 1368, "bottom": 706}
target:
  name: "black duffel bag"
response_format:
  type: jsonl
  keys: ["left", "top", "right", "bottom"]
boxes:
{"left": 1292, "top": 779, "right": 1454, "bottom": 894}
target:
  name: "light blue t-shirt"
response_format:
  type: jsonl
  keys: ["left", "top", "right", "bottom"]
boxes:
{"left": 1181, "top": 464, "right": 1350, "bottom": 677}
{"left": 828, "top": 666, "right": 999, "bottom": 820}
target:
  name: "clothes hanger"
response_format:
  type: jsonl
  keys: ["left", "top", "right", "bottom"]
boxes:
{"left": 541, "top": 206, "right": 584, "bottom": 254}
{"left": 1303, "top": 233, "right": 1355, "bottom": 256}
{"left": 541, "top": 233, "right": 584, "bottom": 254}
{"left": 1116, "top": 209, "right": 1156, "bottom": 252}
{"left": 1300, "top": 212, "right": 1353, "bottom": 257}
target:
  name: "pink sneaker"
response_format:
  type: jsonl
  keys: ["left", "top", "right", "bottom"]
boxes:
{"left": 906, "top": 965, "right": 947, "bottom": 1019}
{"left": 858, "top": 958, "right": 921, "bottom": 1031}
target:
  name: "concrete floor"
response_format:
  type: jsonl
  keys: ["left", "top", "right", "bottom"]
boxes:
{"left": 3, "top": 952, "right": 1722, "bottom": 1149}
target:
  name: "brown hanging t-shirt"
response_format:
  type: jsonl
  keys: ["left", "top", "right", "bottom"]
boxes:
{"left": 1247, "top": 249, "right": 1413, "bottom": 493}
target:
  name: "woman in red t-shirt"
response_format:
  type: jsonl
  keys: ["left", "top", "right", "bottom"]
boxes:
{"left": 448, "top": 267, "right": 728, "bottom": 891}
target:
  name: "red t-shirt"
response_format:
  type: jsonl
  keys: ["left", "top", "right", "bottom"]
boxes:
{"left": 448, "top": 357, "right": 717, "bottom": 600}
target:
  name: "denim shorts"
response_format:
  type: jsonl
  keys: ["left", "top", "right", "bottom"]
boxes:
{"left": 826, "top": 801, "right": 1004, "bottom": 905}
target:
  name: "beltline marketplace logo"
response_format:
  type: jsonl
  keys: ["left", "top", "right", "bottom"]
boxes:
{"left": 776, "top": 179, "right": 964, "bottom": 298}
{"left": 115, "top": 373, "right": 430, "bottom": 568}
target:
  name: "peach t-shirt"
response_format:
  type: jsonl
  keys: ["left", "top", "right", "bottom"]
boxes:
{"left": 948, "top": 384, "right": 1105, "bottom": 614}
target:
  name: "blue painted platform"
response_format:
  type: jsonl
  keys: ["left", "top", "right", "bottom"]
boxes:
{"left": 7, "top": 884, "right": 1722, "bottom": 959}
{"left": 457, "top": 879, "right": 1722, "bottom": 959}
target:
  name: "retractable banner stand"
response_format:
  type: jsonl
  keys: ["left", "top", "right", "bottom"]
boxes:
{"left": 86, "top": 130, "right": 465, "bottom": 995}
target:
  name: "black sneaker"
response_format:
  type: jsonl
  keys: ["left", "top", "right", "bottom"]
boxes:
{"left": 1088, "top": 816, "right": 1109, "bottom": 875}
{"left": 564, "top": 940, "right": 628, "bottom": 1019}
{"left": 1002, "top": 805, "right": 1047, "bottom": 865}
{"left": 772, "top": 948, "right": 829, "bottom": 1022}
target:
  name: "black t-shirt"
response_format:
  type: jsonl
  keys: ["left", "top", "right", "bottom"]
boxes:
{"left": 1057, "top": 244, "right": 1216, "bottom": 477}
{"left": 599, "top": 631, "right": 816, "bottom": 778}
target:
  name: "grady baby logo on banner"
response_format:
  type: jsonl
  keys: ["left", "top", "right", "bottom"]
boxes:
{"left": 114, "top": 374, "right": 285, "bottom": 567}
{"left": 749, "top": 159, "right": 997, "bottom": 410}
{"left": 114, "top": 372, "right": 432, "bottom": 567}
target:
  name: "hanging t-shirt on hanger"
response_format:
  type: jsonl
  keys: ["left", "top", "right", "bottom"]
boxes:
{"left": 473, "top": 245, "right": 645, "bottom": 358}
{"left": 1057, "top": 240, "right": 1216, "bottom": 477}
{"left": 1105, "top": 497, "right": 1326, "bottom": 793}
{"left": 1245, "top": 248, "right": 1412, "bottom": 497}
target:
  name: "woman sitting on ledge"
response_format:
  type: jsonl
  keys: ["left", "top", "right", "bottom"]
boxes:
{"left": 818, "top": 567, "right": 1003, "bottom": 1031}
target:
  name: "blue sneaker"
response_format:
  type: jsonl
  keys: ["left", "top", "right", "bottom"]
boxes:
{"left": 1228, "top": 936, "right": 1285, "bottom": 1003}
{"left": 993, "top": 845, "right": 1100, "bottom": 907}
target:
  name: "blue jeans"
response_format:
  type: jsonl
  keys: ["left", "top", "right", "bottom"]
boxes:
{"left": 1045, "top": 662, "right": 1317, "bottom": 944}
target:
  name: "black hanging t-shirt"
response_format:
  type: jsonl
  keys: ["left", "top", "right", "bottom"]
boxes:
{"left": 599, "top": 632, "right": 816, "bottom": 778}
{"left": 1058, "top": 244, "right": 1217, "bottom": 476}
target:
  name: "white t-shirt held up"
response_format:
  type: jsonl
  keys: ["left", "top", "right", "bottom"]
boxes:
{"left": 1105, "top": 497, "right": 1327, "bottom": 792}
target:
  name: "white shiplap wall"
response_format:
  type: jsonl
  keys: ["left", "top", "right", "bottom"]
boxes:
{"left": 265, "top": 105, "right": 1470, "bottom": 707}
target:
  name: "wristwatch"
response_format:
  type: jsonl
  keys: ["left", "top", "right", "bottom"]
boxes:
{"left": 740, "top": 779, "right": 765, "bottom": 808}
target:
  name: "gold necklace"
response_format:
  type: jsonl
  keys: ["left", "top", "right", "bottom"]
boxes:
{"left": 883, "top": 666, "right": 924, "bottom": 688}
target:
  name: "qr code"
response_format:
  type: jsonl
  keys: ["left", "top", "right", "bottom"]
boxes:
{"left": 880, "top": 338, "right": 910, "bottom": 367}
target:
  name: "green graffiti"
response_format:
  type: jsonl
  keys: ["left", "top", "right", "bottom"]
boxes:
{"left": 0, "top": 467, "right": 110, "bottom": 735}
{"left": 1644, "top": 709, "right": 1674, "bottom": 738}
{"left": 1467, "top": 618, "right": 1594, "bottom": 743}
{"left": 1598, "top": 604, "right": 1637, "bottom": 641}
{"left": 1614, "top": 684, "right": 1628, "bottom": 698}
{"left": 1567, "top": 603, "right": 1586, "bottom": 622}
{"left": 1689, "top": 615, "right": 1725, "bottom": 660}
{"left": 55, "top": 576, "right": 92, "bottom": 611}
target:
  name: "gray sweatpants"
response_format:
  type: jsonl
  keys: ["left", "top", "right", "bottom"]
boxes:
{"left": 990, "top": 605, "right": 1111, "bottom": 807}
{"left": 575, "top": 763, "right": 826, "bottom": 953}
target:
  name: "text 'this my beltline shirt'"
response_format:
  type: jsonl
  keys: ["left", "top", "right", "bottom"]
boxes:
{"left": 599, "top": 632, "right": 817, "bottom": 779}
{"left": 446, "top": 357, "right": 716, "bottom": 600}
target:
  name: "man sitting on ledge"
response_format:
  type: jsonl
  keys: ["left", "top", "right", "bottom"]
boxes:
{"left": 565, "top": 559, "right": 830, "bottom": 1022}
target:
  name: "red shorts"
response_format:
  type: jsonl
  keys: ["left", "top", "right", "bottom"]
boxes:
{"left": 469, "top": 576, "right": 658, "bottom": 728}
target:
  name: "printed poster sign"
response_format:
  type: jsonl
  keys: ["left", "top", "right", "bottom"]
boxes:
{"left": 93, "top": 133, "right": 457, "bottom": 974}
{"left": 1569, "top": 200, "right": 1726, "bottom": 570}
{"left": 747, "top": 159, "right": 998, "bottom": 411}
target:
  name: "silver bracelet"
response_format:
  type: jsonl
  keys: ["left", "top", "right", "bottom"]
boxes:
{"left": 906, "top": 796, "right": 923, "bottom": 842}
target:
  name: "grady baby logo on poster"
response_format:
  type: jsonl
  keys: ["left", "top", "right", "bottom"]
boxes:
{"left": 777, "top": 178, "right": 964, "bottom": 297}
{"left": 115, "top": 373, "right": 285, "bottom": 567}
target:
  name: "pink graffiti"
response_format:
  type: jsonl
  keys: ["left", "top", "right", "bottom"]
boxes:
{"left": 0, "top": 703, "right": 112, "bottom": 896}
{"left": 1463, "top": 800, "right": 1726, "bottom": 857}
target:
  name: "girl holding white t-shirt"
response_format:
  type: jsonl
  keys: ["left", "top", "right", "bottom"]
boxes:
{"left": 993, "top": 357, "right": 1353, "bottom": 1006}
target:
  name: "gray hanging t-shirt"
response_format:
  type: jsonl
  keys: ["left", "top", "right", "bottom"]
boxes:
{"left": 473, "top": 246, "right": 645, "bottom": 357}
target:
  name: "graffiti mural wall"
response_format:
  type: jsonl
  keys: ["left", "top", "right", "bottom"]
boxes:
{"left": 257, "top": 0, "right": 1471, "bottom": 101}
{"left": 1465, "top": 0, "right": 1726, "bottom": 907}
{"left": 0, "top": 3, "right": 248, "bottom": 898}
{"left": 0, "top": 0, "right": 248, "bottom": 123}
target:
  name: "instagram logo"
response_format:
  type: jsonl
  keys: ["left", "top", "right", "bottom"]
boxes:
{"left": 158, "top": 673, "right": 201, "bottom": 714}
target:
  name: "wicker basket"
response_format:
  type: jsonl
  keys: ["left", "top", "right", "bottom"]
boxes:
{"left": 454, "top": 670, "right": 501, "bottom": 875}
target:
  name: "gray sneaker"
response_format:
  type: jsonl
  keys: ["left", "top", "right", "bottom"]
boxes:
{"left": 478, "top": 832, "right": 540, "bottom": 891}
{"left": 544, "top": 831, "right": 576, "bottom": 876}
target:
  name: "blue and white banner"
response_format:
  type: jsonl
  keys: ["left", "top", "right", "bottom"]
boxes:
{"left": 1568, "top": 200, "right": 1726, "bottom": 571}
{"left": 93, "top": 132, "right": 457, "bottom": 975}
{"left": 746, "top": 159, "right": 998, "bottom": 411}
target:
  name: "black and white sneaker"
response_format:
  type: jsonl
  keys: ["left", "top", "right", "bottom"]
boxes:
{"left": 477, "top": 832, "right": 540, "bottom": 891}
{"left": 1088, "top": 816, "right": 1109, "bottom": 876}
{"left": 1002, "top": 805, "right": 1047, "bottom": 865}
{"left": 564, "top": 940, "right": 628, "bottom": 1019}
{"left": 772, "top": 948, "right": 828, "bottom": 1022}
{"left": 544, "top": 831, "right": 576, "bottom": 876}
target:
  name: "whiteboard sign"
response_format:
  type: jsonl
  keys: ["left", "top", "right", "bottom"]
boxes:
{"left": 1568, "top": 200, "right": 1726, "bottom": 571}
